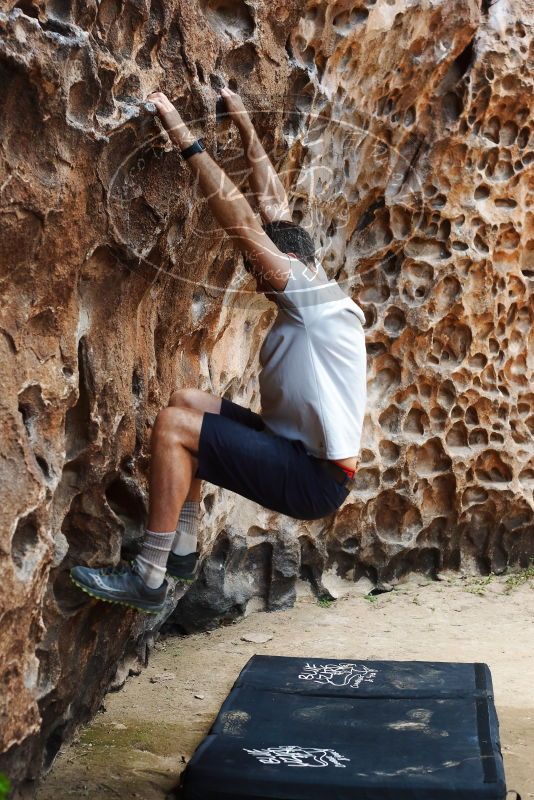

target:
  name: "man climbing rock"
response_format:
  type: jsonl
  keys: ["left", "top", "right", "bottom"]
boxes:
{"left": 70, "top": 88, "right": 367, "bottom": 613}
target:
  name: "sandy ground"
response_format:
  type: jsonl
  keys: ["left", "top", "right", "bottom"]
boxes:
{"left": 37, "top": 572, "right": 533, "bottom": 799}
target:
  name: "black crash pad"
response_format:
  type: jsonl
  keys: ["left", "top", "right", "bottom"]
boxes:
{"left": 232, "top": 655, "right": 495, "bottom": 699}
{"left": 180, "top": 657, "right": 506, "bottom": 800}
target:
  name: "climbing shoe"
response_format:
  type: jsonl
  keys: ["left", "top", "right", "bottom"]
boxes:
{"left": 166, "top": 551, "right": 199, "bottom": 583}
{"left": 70, "top": 563, "right": 168, "bottom": 614}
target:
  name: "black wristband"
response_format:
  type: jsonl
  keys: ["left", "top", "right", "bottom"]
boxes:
{"left": 180, "top": 138, "right": 206, "bottom": 160}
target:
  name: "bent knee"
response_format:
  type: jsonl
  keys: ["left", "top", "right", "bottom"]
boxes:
{"left": 168, "top": 387, "right": 221, "bottom": 415}
{"left": 169, "top": 387, "right": 213, "bottom": 410}
{"left": 169, "top": 388, "right": 197, "bottom": 408}
{"left": 152, "top": 407, "right": 190, "bottom": 441}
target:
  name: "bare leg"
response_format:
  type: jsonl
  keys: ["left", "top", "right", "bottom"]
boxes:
{"left": 167, "top": 388, "right": 222, "bottom": 504}
{"left": 70, "top": 398, "right": 216, "bottom": 602}
{"left": 147, "top": 406, "right": 205, "bottom": 532}
{"left": 185, "top": 475, "right": 202, "bottom": 504}
{"left": 69, "top": 404, "right": 207, "bottom": 601}
{"left": 221, "top": 88, "right": 292, "bottom": 224}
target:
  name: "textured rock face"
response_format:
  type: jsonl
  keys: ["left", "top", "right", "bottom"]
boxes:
{"left": 0, "top": 0, "right": 532, "bottom": 790}
{"left": 284, "top": 0, "right": 534, "bottom": 580}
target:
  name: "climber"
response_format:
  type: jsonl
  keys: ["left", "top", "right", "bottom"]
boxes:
{"left": 70, "top": 88, "right": 367, "bottom": 613}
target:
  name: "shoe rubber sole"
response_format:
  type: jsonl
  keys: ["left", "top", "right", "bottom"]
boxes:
{"left": 70, "top": 574, "right": 164, "bottom": 614}
{"left": 166, "top": 572, "right": 195, "bottom": 583}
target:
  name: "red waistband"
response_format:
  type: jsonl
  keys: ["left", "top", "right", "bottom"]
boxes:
{"left": 334, "top": 462, "right": 356, "bottom": 480}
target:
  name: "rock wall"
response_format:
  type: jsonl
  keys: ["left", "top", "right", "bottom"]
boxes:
{"left": 0, "top": 0, "right": 532, "bottom": 792}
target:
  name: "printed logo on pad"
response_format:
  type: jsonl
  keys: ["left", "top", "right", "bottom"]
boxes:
{"left": 298, "top": 662, "right": 377, "bottom": 688}
{"left": 243, "top": 745, "right": 349, "bottom": 768}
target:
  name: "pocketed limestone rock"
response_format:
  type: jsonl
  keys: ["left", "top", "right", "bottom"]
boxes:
{"left": 0, "top": 0, "right": 532, "bottom": 792}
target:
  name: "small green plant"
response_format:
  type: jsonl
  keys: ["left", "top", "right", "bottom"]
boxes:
{"left": 465, "top": 574, "right": 494, "bottom": 596}
{"left": 504, "top": 563, "right": 534, "bottom": 593}
{"left": 0, "top": 773, "right": 11, "bottom": 800}
{"left": 364, "top": 594, "right": 378, "bottom": 603}
{"left": 317, "top": 597, "right": 334, "bottom": 609}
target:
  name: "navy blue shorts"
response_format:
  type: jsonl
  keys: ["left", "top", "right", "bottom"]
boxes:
{"left": 194, "top": 398, "right": 351, "bottom": 521}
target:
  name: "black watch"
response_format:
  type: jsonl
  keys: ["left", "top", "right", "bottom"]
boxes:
{"left": 180, "top": 138, "right": 206, "bottom": 160}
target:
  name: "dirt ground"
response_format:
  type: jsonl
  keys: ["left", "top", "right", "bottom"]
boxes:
{"left": 37, "top": 572, "right": 533, "bottom": 800}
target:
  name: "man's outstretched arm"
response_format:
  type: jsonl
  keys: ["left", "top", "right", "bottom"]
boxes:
{"left": 148, "top": 91, "right": 291, "bottom": 290}
{"left": 220, "top": 88, "right": 291, "bottom": 225}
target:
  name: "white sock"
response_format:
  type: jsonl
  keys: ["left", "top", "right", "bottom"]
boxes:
{"left": 171, "top": 501, "right": 199, "bottom": 556}
{"left": 135, "top": 529, "right": 175, "bottom": 588}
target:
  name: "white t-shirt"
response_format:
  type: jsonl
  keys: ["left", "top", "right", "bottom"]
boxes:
{"left": 259, "top": 256, "right": 367, "bottom": 460}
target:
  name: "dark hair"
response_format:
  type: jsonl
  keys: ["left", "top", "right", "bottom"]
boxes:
{"left": 263, "top": 220, "right": 316, "bottom": 266}
{"left": 244, "top": 220, "right": 316, "bottom": 273}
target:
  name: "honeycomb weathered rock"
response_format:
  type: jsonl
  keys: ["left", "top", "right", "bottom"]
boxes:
{"left": 284, "top": 0, "right": 534, "bottom": 583}
{"left": 0, "top": 0, "right": 532, "bottom": 791}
